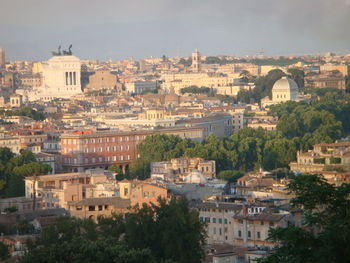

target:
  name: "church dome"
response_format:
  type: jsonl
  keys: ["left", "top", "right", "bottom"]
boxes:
{"left": 272, "top": 76, "right": 298, "bottom": 92}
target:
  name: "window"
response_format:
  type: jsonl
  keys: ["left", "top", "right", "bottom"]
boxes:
{"left": 260, "top": 221, "right": 264, "bottom": 225}
{"left": 98, "top": 157, "right": 102, "bottom": 162}
{"left": 224, "top": 219, "right": 228, "bottom": 224}
{"left": 88, "top": 206, "right": 95, "bottom": 211}
{"left": 213, "top": 218, "right": 216, "bottom": 223}
{"left": 219, "top": 218, "right": 222, "bottom": 224}
{"left": 257, "top": 232, "right": 261, "bottom": 239}
{"left": 98, "top": 205, "right": 103, "bottom": 211}
{"left": 248, "top": 231, "right": 251, "bottom": 238}
{"left": 213, "top": 227, "right": 216, "bottom": 235}
{"left": 143, "top": 191, "right": 149, "bottom": 198}
{"left": 269, "top": 222, "right": 274, "bottom": 227}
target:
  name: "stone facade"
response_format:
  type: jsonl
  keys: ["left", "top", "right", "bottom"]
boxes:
{"left": 86, "top": 70, "right": 121, "bottom": 92}
{"left": 60, "top": 127, "right": 204, "bottom": 172}
{"left": 290, "top": 141, "right": 350, "bottom": 173}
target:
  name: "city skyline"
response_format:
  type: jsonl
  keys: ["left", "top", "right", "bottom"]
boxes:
{"left": 1, "top": 0, "right": 350, "bottom": 61}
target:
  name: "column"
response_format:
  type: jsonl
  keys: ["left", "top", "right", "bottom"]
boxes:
{"left": 66, "top": 72, "right": 69, "bottom": 85}
{"left": 73, "top": 72, "right": 76, "bottom": 85}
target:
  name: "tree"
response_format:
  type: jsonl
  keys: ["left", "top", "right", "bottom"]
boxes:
{"left": 180, "top": 86, "right": 211, "bottom": 94}
{"left": 0, "top": 107, "right": 46, "bottom": 121}
{"left": 22, "top": 216, "right": 156, "bottom": 263}
{"left": 21, "top": 198, "right": 205, "bottom": 263}
{"left": 287, "top": 68, "right": 304, "bottom": 91}
{"left": 259, "top": 174, "right": 350, "bottom": 263}
{"left": 6, "top": 162, "right": 51, "bottom": 198}
{"left": 263, "top": 137, "right": 297, "bottom": 170}
{"left": 216, "top": 170, "right": 244, "bottom": 182}
{"left": 130, "top": 134, "right": 189, "bottom": 179}
{"left": 236, "top": 69, "right": 286, "bottom": 103}
{"left": 124, "top": 198, "right": 206, "bottom": 263}
{"left": 239, "top": 70, "right": 251, "bottom": 83}
{"left": 0, "top": 242, "right": 9, "bottom": 261}
{"left": 109, "top": 165, "right": 125, "bottom": 181}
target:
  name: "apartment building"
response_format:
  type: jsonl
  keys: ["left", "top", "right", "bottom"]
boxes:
{"left": 305, "top": 74, "right": 346, "bottom": 91}
{"left": 233, "top": 207, "right": 293, "bottom": 248}
{"left": 67, "top": 197, "right": 130, "bottom": 220}
{"left": 0, "top": 132, "right": 21, "bottom": 154}
{"left": 247, "top": 122, "right": 277, "bottom": 131}
{"left": 197, "top": 202, "right": 242, "bottom": 244}
{"left": 86, "top": 69, "right": 121, "bottom": 92}
{"left": 125, "top": 80, "right": 158, "bottom": 94}
{"left": 118, "top": 180, "right": 168, "bottom": 206}
{"left": 25, "top": 169, "right": 116, "bottom": 209}
{"left": 161, "top": 73, "right": 236, "bottom": 94}
{"left": 290, "top": 141, "right": 350, "bottom": 173}
{"left": 60, "top": 127, "right": 204, "bottom": 172}
{"left": 176, "top": 114, "right": 233, "bottom": 138}
{"left": 151, "top": 157, "right": 216, "bottom": 182}
{"left": 19, "top": 73, "right": 42, "bottom": 87}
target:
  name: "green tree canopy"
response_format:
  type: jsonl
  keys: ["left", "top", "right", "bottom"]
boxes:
{"left": 21, "top": 198, "right": 205, "bottom": 263}
{"left": 0, "top": 148, "right": 51, "bottom": 198}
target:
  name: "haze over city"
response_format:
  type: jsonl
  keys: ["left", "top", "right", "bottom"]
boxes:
{"left": 2, "top": 0, "right": 350, "bottom": 60}
{"left": 0, "top": 1, "right": 350, "bottom": 262}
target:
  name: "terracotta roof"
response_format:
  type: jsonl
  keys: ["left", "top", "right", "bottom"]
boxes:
{"left": 68, "top": 197, "right": 130, "bottom": 208}
{"left": 234, "top": 212, "right": 286, "bottom": 222}
{"left": 196, "top": 202, "right": 242, "bottom": 211}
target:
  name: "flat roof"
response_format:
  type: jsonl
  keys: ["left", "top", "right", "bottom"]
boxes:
{"left": 60, "top": 126, "right": 204, "bottom": 138}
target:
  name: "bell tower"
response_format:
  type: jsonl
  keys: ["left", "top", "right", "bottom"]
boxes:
{"left": 191, "top": 49, "right": 201, "bottom": 73}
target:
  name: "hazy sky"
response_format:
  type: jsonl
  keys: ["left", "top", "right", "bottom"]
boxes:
{"left": 1, "top": 0, "right": 350, "bottom": 61}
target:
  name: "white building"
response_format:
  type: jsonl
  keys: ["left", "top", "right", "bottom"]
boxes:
{"left": 17, "top": 54, "right": 82, "bottom": 101}
{"left": 0, "top": 133, "right": 21, "bottom": 154}
{"left": 261, "top": 76, "right": 300, "bottom": 108}
{"left": 124, "top": 81, "right": 157, "bottom": 94}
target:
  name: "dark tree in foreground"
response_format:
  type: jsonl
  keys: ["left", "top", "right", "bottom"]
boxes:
{"left": 0, "top": 242, "right": 9, "bottom": 261}
{"left": 21, "top": 198, "right": 206, "bottom": 263}
{"left": 259, "top": 174, "right": 350, "bottom": 263}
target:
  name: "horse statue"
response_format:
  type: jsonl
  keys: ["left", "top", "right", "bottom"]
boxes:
{"left": 62, "top": 44, "right": 73, "bottom": 55}
{"left": 51, "top": 45, "right": 62, "bottom": 56}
